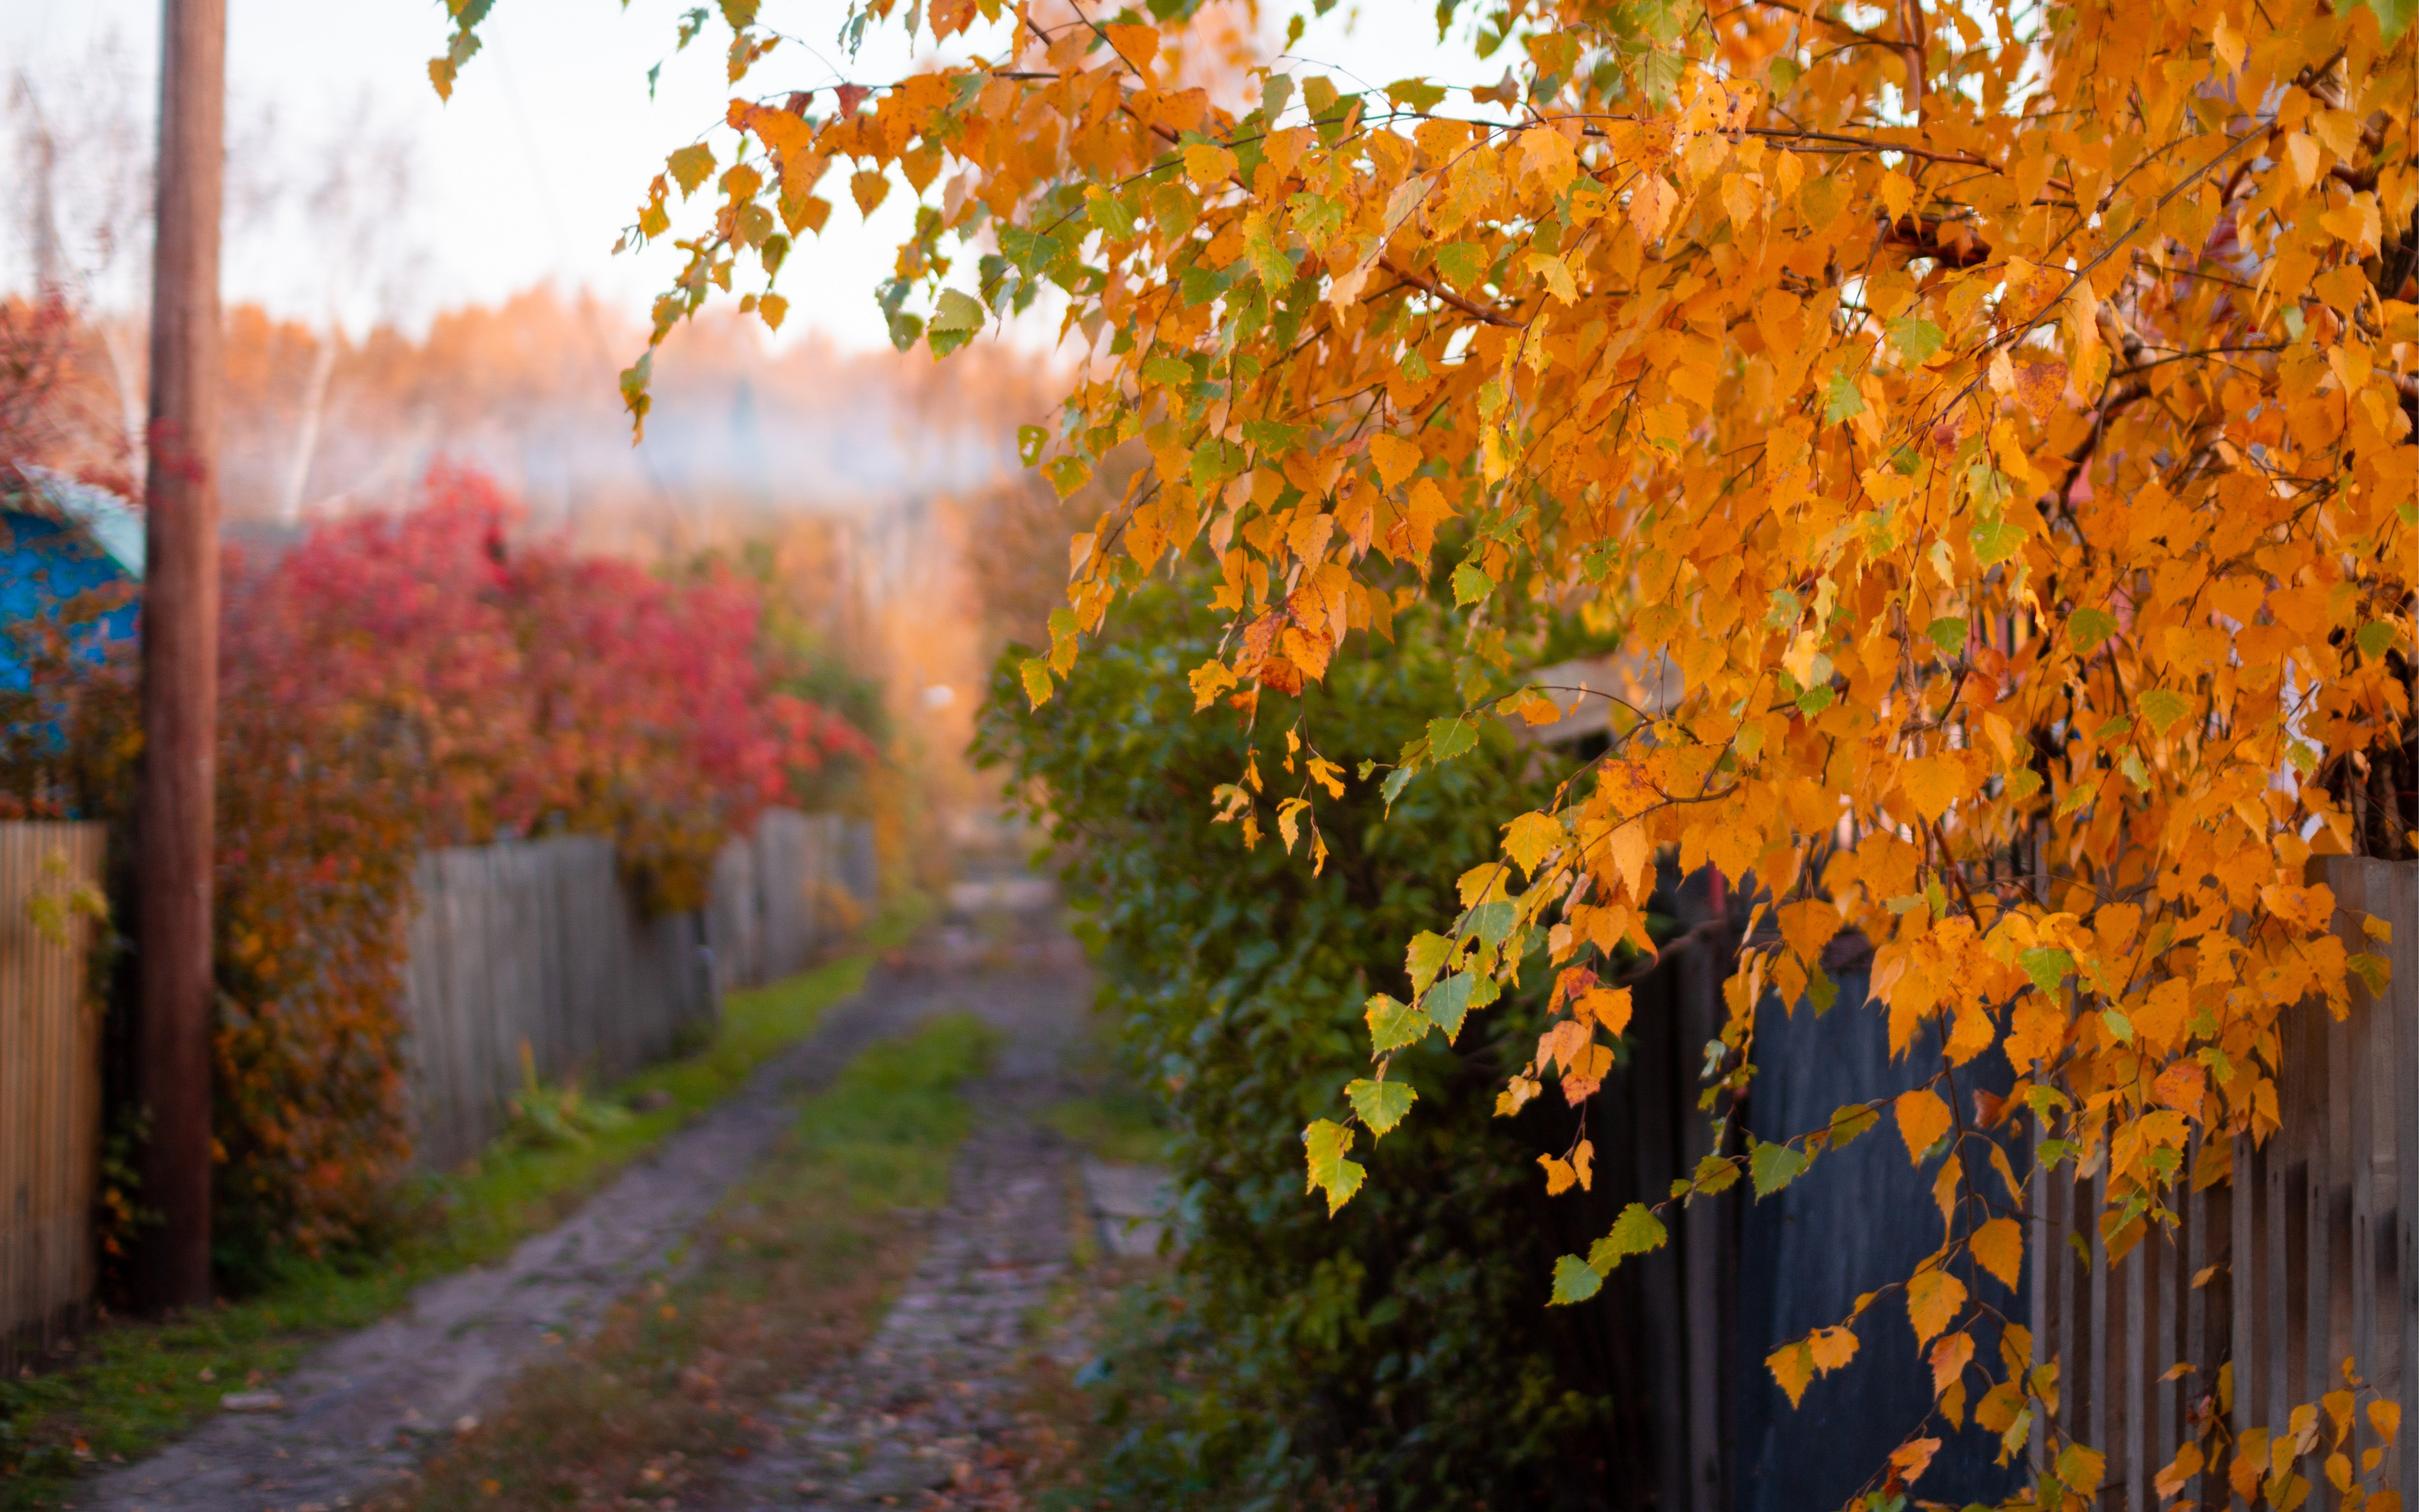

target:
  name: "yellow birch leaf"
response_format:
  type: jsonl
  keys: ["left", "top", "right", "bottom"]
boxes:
{"left": 1906, "top": 1267, "right": 1966, "bottom": 1346}
{"left": 1368, "top": 434, "right": 1424, "bottom": 489}
{"left": 1972, "top": 1217, "right": 2023, "bottom": 1290}
{"left": 1768, "top": 1341, "right": 1815, "bottom": 1408}
{"left": 1504, "top": 811, "right": 1564, "bottom": 876}
{"left": 1894, "top": 1088, "right": 1953, "bottom": 1164}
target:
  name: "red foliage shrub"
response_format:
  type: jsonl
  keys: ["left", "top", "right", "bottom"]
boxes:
{"left": 209, "top": 463, "right": 868, "bottom": 1264}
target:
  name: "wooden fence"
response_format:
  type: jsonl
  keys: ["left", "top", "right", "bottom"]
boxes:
{"left": 1579, "top": 855, "right": 2419, "bottom": 1509}
{"left": 1, "top": 809, "right": 877, "bottom": 1354}
{"left": 705, "top": 808, "right": 876, "bottom": 995}
{"left": 2031, "top": 856, "right": 2419, "bottom": 1509}
{"left": 400, "top": 835, "right": 716, "bottom": 1170}
{"left": 0, "top": 822, "right": 105, "bottom": 1374}
{"left": 403, "top": 813, "right": 877, "bottom": 1170}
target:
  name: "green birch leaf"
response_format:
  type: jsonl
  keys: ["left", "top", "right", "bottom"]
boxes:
{"left": 1590, "top": 1202, "right": 1669, "bottom": 1271}
{"left": 1549, "top": 1253, "right": 1604, "bottom": 1304}
{"left": 1423, "top": 972, "right": 1475, "bottom": 1040}
{"left": 1365, "top": 993, "right": 1431, "bottom": 1053}
{"left": 1750, "top": 1138, "right": 1811, "bottom": 1196}
{"left": 1427, "top": 715, "right": 1478, "bottom": 762}
{"left": 1019, "top": 658, "right": 1053, "bottom": 707}
{"left": 1970, "top": 518, "right": 2025, "bottom": 566}
{"left": 930, "top": 288, "right": 987, "bottom": 333}
{"left": 2070, "top": 607, "right": 2118, "bottom": 652}
{"left": 1888, "top": 314, "right": 1946, "bottom": 365}
{"left": 1303, "top": 1119, "right": 1365, "bottom": 1214}
{"left": 1828, "top": 1103, "right": 1879, "bottom": 1148}
{"left": 2138, "top": 687, "right": 2193, "bottom": 735}
{"left": 1346, "top": 1078, "right": 1416, "bottom": 1136}
{"left": 2019, "top": 947, "right": 2074, "bottom": 997}
{"left": 667, "top": 142, "right": 716, "bottom": 197}
{"left": 1405, "top": 930, "right": 1453, "bottom": 994}
{"left": 1822, "top": 367, "right": 1865, "bottom": 424}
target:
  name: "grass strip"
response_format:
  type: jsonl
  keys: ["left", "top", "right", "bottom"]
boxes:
{"left": 0, "top": 902, "right": 922, "bottom": 1510}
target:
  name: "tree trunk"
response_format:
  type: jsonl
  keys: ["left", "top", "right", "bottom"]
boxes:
{"left": 131, "top": 0, "right": 224, "bottom": 1313}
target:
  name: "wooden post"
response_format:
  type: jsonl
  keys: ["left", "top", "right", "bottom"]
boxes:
{"left": 130, "top": 0, "right": 225, "bottom": 1312}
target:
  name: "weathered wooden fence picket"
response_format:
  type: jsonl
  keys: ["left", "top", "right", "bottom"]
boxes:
{"left": 2031, "top": 856, "right": 2419, "bottom": 1509}
{"left": 402, "top": 809, "right": 877, "bottom": 1170}
{"left": 0, "top": 822, "right": 106, "bottom": 1374}
{"left": 1580, "top": 855, "right": 2418, "bottom": 1510}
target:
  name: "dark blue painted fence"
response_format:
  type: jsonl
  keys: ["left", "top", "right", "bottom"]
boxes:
{"left": 1732, "top": 964, "right": 2027, "bottom": 1511}
{"left": 1580, "top": 868, "right": 2033, "bottom": 1511}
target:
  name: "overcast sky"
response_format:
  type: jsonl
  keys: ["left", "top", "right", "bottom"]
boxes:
{"left": 3, "top": 1, "right": 1482, "bottom": 352}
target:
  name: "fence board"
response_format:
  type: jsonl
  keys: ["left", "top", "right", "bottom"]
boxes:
{"left": 2031, "top": 856, "right": 2417, "bottom": 1507}
{"left": 0, "top": 821, "right": 106, "bottom": 1373}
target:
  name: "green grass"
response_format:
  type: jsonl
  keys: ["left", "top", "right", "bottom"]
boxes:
{"left": 0, "top": 899, "right": 926, "bottom": 1510}
{"left": 1039, "top": 1003, "right": 1172, "bottom": 1168}
{"left": 1039, "top": 1091, "right": 1172, "bottom": 1167}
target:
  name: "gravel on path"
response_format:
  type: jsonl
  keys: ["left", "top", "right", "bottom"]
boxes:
{"left": 710, "top": 964, "right": 1094, "bottom": 1511}
{"left": 77, "top": 958, "right": 1053, "bottom": 1512}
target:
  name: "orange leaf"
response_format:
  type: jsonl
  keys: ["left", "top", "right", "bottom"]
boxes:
{"left": 1906, "top": 1267, "right": 1966, "bottom": 1345}
{"left": 1928, "top": 1330, "right": 1974, "bottom": 1397}
{"left": 1887, "top": 1437, "right": 1941, "bottom": 1490}
{"left": 1897, "top": 754, "right": 1968, "bottom": 823}
{"left": 1777, "top": 899, "right": 1840, "bottom": 969}
{"left": 1578, "top": 987, "right": 1633, "bottom": 1037}
{"left": 1972, "top": 1216, "right": 2024, "bottom": 1290}
{"left": 1894, "top": 1088, "right": 1953, "bottom": 1164}
{"left": 1628, "top": 173, "right": 1677, "bottom": 239}
{"left": 1768, "top": 1341, "right": 1814, "bottom": 1408}
{"left": 1368, "top": 434, "right": 1423, "bottom": 489}
{"left": 1808, "top": 1325, "right": 1860, "bottom": 1372}
{"left": 1103, "top": 23, "right": 1159, "bottom": 73}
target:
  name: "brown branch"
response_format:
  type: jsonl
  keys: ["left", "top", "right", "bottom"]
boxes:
{"left": 1882, "top": 212, "right": 1991, "bottom": 267}
{"left": 1379, "top": 254, "right": 1521, "bottom": 326}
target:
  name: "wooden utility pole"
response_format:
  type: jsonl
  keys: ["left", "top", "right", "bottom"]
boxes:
{"left": 132, "top": 0, "right": 225, "bottom": 1311}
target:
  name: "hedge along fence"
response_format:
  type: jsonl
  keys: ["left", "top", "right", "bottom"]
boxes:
{"left": 404, "top": 809, "right": 876, "bottom": 1171}
{"left": 0, "top": 465, "right": 875, "bottom": 1279}
{"left": 202, "top": 468, "right": 871, "bottom": 1265}
{"left": 0, "top": 821, "right": 105, "bottom": 1375}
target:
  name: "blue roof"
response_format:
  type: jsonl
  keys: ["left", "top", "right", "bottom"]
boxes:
{"left": 0, "top": 469, "right": 141, "bottom": 689}
{"left": 23, "top": 467, "right": 145, "bottom": 578}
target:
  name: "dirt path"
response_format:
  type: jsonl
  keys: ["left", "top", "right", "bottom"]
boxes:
{"left": 78, "top": 949, "right": 1081, "bottom": 1512}
{"left": 710, "top": 998, "right": 1085, "bottom": 1509}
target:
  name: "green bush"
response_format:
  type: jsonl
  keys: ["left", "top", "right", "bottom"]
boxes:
{"left": 978, "top": 586, "right": 1617, "bottom": 1510}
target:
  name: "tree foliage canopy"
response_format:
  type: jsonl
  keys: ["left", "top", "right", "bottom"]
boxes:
{"left": 438, "top": 0, "right": 2418, "bottom": 1496}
